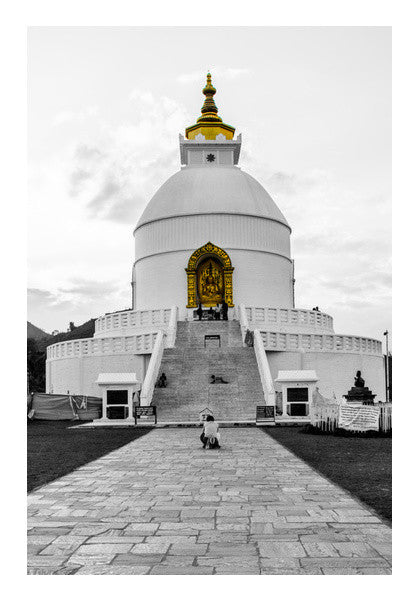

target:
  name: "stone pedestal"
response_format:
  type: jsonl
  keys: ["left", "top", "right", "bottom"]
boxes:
{"left": 344, "top": 386, "right": 376, "bottom": 404}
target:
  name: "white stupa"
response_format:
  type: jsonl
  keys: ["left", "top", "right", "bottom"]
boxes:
{"left": 46, "top": 74, "right": 384, "bottom": 421}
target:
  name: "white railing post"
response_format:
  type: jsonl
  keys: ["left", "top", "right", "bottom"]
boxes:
{"left": 141, "top": 330, "right": 165, "bottom": 406}
{"left": 166, "top": 305, "right": 178, "bottom": 348}
{"left": 253, "top": 329, "right": 276, "bottom": 406}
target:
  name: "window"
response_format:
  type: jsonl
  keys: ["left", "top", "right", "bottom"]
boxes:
{"left": 286, "top": 387, "right": 309, "bottom": 417}
{"left": 107, "top": 390, "right": 128, "bottom": 405}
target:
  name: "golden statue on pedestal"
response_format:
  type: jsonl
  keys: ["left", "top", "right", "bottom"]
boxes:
{"left": 197, "top": 259, "right": 224, "bottom": 306}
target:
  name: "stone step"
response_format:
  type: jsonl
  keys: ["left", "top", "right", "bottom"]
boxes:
{"left": 151, "top": 319, "right": 264, "bottom": 422}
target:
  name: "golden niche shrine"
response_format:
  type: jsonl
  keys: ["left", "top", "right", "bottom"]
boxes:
{"left": 185, "top": 242, "right": 234, "bottom": 308}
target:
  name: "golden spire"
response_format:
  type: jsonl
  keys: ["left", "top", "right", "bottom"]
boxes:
{"left": 185, "top": 72, "right": 235, "bottom": 140}
{"left": 197, "top": 73, "right": 222, "bottom": 123}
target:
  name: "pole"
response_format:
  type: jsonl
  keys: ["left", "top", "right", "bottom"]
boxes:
{"left": 383, "top": 330, "right": 389, "bottom": 403}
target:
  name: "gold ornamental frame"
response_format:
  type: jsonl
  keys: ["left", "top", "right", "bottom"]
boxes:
{"left": 185, "top": 241, "right": 234, "bottom": 308}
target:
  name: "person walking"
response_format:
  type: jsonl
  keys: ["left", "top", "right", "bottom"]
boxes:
{"left": 197, "top": 303, "right": 203, "bottom": 321}
{"left": 214, "top": 304, "right": 221, "bottom": 320}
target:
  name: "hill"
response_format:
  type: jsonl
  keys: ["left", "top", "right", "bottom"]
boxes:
{"left": 47, "top": 319, "right": 96, "bottom": 345}
{"left": 27, "top": 318, "right": 96, "bottom": 392}
{"left": 27, "top": 321, "right": 52, "bottom": 341}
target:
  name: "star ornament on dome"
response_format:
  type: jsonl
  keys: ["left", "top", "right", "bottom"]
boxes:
{"left": 206, "top": 153, "right": 215, "bottom": 162}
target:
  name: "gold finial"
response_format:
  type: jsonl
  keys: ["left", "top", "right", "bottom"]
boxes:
{"left": 198, "top": 72, "right": 220, "bottom": 121}
{"left": 185, "top": 72, "right": 235, "bottom": 140}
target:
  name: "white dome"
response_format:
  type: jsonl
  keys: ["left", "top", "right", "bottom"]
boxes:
{"left": 135, "top": 166, "right": 290, "bottom": 230}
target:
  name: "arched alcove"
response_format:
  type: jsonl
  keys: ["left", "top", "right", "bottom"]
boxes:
{"left": 185, "top": 241, "right": 234, "bottom": 308}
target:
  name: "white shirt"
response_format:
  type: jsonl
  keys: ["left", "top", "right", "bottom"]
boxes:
{"left": 204, "top": 421, "right": 219, "bottom": 437}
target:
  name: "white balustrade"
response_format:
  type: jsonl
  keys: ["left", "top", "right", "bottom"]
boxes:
{"left": 94, "top": 307, "right": 172, "bottom": 337}
{"left": 46, "top": 331, "right": 159, "bottom": 360}
{"left": 258, "top": 330, "right": 382, "bottom": 355}
{"left": 245, "top": 306, "right": 334, "bottom": 333}
{"left": 140, "top": 330, "right": 165, "bottom": 406}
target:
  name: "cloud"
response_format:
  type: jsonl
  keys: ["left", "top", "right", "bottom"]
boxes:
{"left": 177, "top": 67, "right": 250, "bottom": 84}
{"left": 52, "top": 106, "right": 99, "bottom": 126}
{"left": 28, "top": 279, "right": 132, "bottom": 332}
{"left": 58, "top": 278, "right": 120, "bottom": 299}
{"left": 66, "top": 93, "right": 191, "bottom": 224}
{"left": 237, "top": 164, "right": 391, "bottom": 337}
{"left": 28, "top": 288, "right": 72, "bottom": 313}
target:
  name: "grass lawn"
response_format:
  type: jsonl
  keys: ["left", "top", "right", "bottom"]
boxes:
{"left": 263, "top": 426, "right": 392, "bottom": 523}
{"left": 27, "top": 421, "right": 151, "bottom": 493}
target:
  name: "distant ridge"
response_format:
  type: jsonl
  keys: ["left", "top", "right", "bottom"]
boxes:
{"left": 27, "top": 321, "right": 52, "bottom": 341}
{"left": 49, "top": 319, "right": 96, "bottom": 344}
{"left": 27, "top": 318, "right": 97, "bottom": 392}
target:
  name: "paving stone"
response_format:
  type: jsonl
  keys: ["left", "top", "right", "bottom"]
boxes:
{"left": 216, "top": 567, "right": 261, "bottom": 574}
{"left": 73, "top": 543, "right": 133, "bottom": 555}
{"left": 321, "top": 567, "right": 391, "bottom": 575}
{"left": 332, "top": 542, "right": 380, "bottom": 558}
{"left": 67, "top": 553, "right": 116, "bottom": 567}
{"left": 28, "top": 567, "right": 67, "bottom": 575}
{"left": 27, "top": 428, "right": 391, "bottom": 575}
{"left": 26, "top": 535, "right": 58, "bottom": 546}
{"left": 260, "top": 557, "right": 301, "bottom": 569}
{"left": 260, "top": 567, "right": 322, "bottom": 575}
{"left": 300, "top": 557, "right": 391, "bottom": 569}
{"left": 86, "top": 536, "right": 146, "bottom": 544}
{"left": 149, "top": 565, "right": 214, "bottom": 575}
{"left": 302, "top": 542, "right": 340, "bottom": 557}
{"left": 168, "top": 543, "right": 208, "bottom": 555}
{"left": 123, "top": 523, "right": 160, "bottom": 534}
{"left": 258, "top": 541, "right": 306, "bottom": 558}
{"left": 368, "top": 542, "right": 392, "bottom": 558}
{"left": 75, "top": 565, "right": 151, "bottom": 575}
{"left": 40, "top": 537, "right": 87, "bottom": 556}
{"left": 161, "top": 555, "right": 196, "bottom": 566}
{"left": 131, "top": 540, "right": 171, "bottom": 554}
{"left": 27, "top": 556, "right": 67, "bottom": 567}
{"left": 112, "top": 553, "right": 166, "bottom": 566}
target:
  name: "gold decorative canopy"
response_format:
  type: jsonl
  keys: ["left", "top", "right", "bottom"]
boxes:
{"left": 185, "top": 73, "right": 235, "bottom": 140}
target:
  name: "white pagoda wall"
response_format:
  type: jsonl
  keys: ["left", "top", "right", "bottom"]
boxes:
{"left": 46, "top": 353, "right": 150, "bottom": 397}
{"left": 133, "top": 250, "right": 293, "bottom": 319}
{"left": 266, "top": 351, "right": 385, "bottom": 403}
{"left": 134, "top": 213, "right": 293, "bottom": 317}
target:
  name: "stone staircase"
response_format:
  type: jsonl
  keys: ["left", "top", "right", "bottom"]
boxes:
{"left": 151, "top": 321, "right": 265, "bottom": 422}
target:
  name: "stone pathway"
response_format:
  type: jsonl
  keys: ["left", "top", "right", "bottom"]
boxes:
{"left": 27, "top": 428, "right": 391, "bottom": 575}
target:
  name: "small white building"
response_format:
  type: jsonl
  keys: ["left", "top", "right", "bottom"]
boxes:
{"left": 46, "top": 74, "right": 385, "bottom": 415}
{"left": 275, "top": 370, "right": 318, "bottom": 420}
{"left": 95, "top": 373, "right": 138, "bottom": 424}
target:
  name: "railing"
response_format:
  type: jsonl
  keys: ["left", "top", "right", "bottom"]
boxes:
{"left": 237, "top": 303, "right": 250, "bottom": 344}
{"left": 258, "top": 331, "right": 382, "bottom": 355}
{"left": 245, "top": 306, "right": 334, "bottom": 333}
{"left": 379, "top": 403, "right": 392, "bottom": 432}
{"left": 237, "top": 304, "right": 275, "bottom": 406}
{"left": 253, "top": 330, "right": 276, "bottom": 406}
{"left": 140, "top": 330, "right": 165, "bottom": 406}
{"left": 94, "top": 307, "right": 171, "bottom": 337}
{"left": 311, "top": 404, "right": 340, "bottom": 432}
{"left": 166, "top": 306, "right": 178, "bottom": 348}
{"left": 46, "top": 332, "right": 159, "bottom": 360}
{"left": 311, "top": 403, "right": 392, "bottom": 433}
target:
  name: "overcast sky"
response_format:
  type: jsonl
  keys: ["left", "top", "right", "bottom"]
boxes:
{"left": 28, "top": 26, "right": 391, "bottom": 341}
